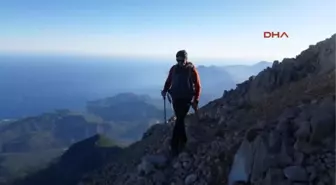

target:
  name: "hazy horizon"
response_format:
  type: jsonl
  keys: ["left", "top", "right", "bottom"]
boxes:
{"left": 0, "top": 56, "right": 272, "bottom": 119}
{"left": 1, "top": 0, "right": 335, "bottom": 64}
{"left": 0, "top": 53, "right": 271, "bottom": 66}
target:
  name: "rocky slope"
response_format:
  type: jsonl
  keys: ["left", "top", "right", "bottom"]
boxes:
{"left": 15, "top": 34, "right": 336, "bottom": 185}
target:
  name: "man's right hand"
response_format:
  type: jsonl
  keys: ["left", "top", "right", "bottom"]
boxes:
{"left": 191, "top": 100, "right": 199, "bottom": 121}
{"left": 191, "top": 99, "right": 199, "bottom": 110}
{"left": 161, "top": 90, "right": 167, "bottom": 98}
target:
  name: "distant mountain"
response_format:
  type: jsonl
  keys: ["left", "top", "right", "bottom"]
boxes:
{"left": 195, "top": 62, "right": 271, "bottom": 104}
{"left": 196, "top": 65, "right": 237, "bottom": 99}
{"left": 223, "top": 61, "right": 272, "bottom": 82}
{"left": 87, "top": 92, "right": 168, "bottom": 122}
{"left": 86, "top": 93, "right": 174, "bottom": 143}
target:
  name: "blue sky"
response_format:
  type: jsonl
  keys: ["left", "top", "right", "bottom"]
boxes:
{"left": 0, "top": 0, "right": 335, "bottom": 63}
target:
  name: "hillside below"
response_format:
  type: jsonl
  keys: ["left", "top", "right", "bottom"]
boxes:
{"left": 14, "top": 34, "right": 335, "bottom": 185}
{"left": 86, "top": 92, "right": 174, "bottom": 142}
{"left": 12, "top": 134, "right": 122, "bottom": 185}
{"left": 0, "top": 93, "right": 172, "bottom": 183}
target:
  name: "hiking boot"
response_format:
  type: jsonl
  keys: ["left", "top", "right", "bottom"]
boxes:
{"left": 177, "top": 141, "right": 186, "bottom": 154}
{"left": 185, "top": 140, "right": 198, "bottom": 153}
{"left": 170, "top": 148, "right": 179, "bottom": 158}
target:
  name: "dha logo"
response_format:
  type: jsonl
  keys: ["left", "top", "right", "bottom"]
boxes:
{"left": 263, "top": 31, "right": 289, "bottom": 38}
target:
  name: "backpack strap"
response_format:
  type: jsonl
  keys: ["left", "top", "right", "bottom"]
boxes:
{"left": 171, "top": 62, "right": 196, "bottom": 82}
{"left": 171, "top": 64, "right": 177, "bottom": 77}
{"left": 186, "top": 62, "right": 196, "bottom": 83}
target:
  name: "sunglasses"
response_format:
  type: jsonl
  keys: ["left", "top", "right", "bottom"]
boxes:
{"left": 176, "top": 57, "right": 186, "bottom": 61}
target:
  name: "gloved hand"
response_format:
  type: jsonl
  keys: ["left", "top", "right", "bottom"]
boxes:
{"left": 191, "top": 99, "right": 199, "bottom": 120}
{"left": 191, "top": 99, "right": 199, "bottom": 110}
{"left": 161, "top": 90, "right": 167, "bottom": 99}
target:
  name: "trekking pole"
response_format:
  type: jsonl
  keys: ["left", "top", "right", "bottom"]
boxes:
{"left": 191, "top": 97, "right": 199, "bottom": 120}
{"left": 167, "top": 92, "right": 176, "bottom": 117}
{"left": 163, "top": 95, "right": 167, "bottom": 124}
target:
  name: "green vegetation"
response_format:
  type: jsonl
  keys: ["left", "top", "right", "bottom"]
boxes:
{"left": 0, "top": 149, "right": 64, "bottom": 181}
{"left": 95, "top": 135, "right": 116, "bottom": 147}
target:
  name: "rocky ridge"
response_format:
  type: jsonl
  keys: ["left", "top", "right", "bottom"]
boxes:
{"left": 81, "top": 34, "right": 335, "bottom": 185}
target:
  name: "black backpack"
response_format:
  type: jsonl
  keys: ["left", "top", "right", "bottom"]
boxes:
{"left": 168, "top": 62, "right": 196, "bottom": 99}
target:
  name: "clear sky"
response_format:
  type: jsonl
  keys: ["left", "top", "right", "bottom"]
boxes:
{"left": 0, "top": 0, "right": 335, "bottom": 63}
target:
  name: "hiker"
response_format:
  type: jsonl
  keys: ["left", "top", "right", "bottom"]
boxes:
{"left": 161, "top": 50, "right": 201, "bottom": 156}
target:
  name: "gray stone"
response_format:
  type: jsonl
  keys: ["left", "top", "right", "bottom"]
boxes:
{"left": 328, "top": 169, "right": 335, "bottom": 184}
{"left": 152, "top": 171, "right": 166, "bottom": 184}
{"left": 309, "top": 106, "right": 335, "bottom": 144}
{"left": 295, "top": 121, "right": 311, "bottom": 139}
{"left": 324, "top": 154, "right": 335, "bottom": 165}
{"left": 269, "top": 130, "right": 282, "bottom": 153}
{"left": 228, "top": 139, "right": 251, "bottom": 185}
{"left": 262, "top": 168, "right": 286, "bottom": 185}
{"left": 294, "top": 140, "right": 318, "bottom": 154}
{"left": 194, "top": 178, "right": 208, "bottom": 185}
{"left": 294, "top": 152, "right": 305, "bottom": 165}
{"left": 305, "top": 166, "right": 317, "bottom": 181}
{"left": 143, "top": 155, "right": 168, "bottom": 168}
{"left": 321, "top": 174, "right": 332, "bottom": 184}
{"left": 316, "top": 181, "right": 325, "bottom": 185}
{"left": 283, "top": 166, "right": 309, "bottom": 182}
{"left": 279, "top": 107, "right": 301, "bottom": 121}
{"left": 277, "top": 140, "right": 293, "bottom": 167}
{"left": 185, "top": 174, "right": 197, "bottom": 185}
{"left": 293, "top": 111, "right": 311, "bottom": 127}
{"left": 174, "top": 167, "right": 187, "bottom": 178}
{"left": 137, "top": 160, "right": 155, "bottom": 175}
{"left": 171, "top": 177, "right": 184, "bottom": 185}
{"left": 182, "top": 161, "right": 192, "bottom": 170}
{"left": 173, "top": 162, "right": 181, "bottom": 169}
{"left": 250, "top": 135, "right": 271, "bottom": 183}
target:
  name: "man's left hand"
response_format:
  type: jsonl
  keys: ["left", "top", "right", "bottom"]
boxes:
{"left": 191, "top": 99, "right": 199, "bottom": 111}
{"left": 191, "top": 99, "right": 199, "bottom": 120}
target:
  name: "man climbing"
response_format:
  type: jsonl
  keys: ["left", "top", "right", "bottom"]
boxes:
{"left": 161, "top": 50, "right": 201, "bottom": 156}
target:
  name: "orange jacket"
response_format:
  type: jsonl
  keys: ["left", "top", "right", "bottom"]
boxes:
{"left": 163, "top": 64, "right": 201, "bottom": 101}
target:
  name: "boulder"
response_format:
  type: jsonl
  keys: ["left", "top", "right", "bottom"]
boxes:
{"left": 283, "top": 166, "right": 309, "bottom": 182}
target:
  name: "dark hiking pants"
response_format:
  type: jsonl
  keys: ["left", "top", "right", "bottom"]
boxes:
{"left": 171, "top": 98, "right": 192, "bottom": 156}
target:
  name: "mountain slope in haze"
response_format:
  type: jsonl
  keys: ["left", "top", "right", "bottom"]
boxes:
{"left": 87, "top": 92, "right": 172, "bottom": 122}
{"left": 222, "top": 61, "right": 272, "bottom": 83}
{"left": 15, "top": 34, "right": 335, "bottom": 185}
{"left": 86, "top": 93, "right": 174, "bottom": 143}
{"left": 196, "top": 62, "right": 272, "bottom": 104}
{"left": 196, "top": 65, "right": 237, "bottom": 101}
